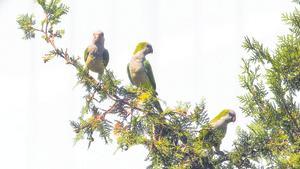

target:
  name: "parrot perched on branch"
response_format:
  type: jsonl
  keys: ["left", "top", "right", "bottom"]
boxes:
{"left": 127, "top": 42, "right": 163, "bottom": 113}
{"left": 200, "top": 109, "right": 236, "bottom": 152}
{"left": 84, "top": 30, "right": 109, "bottom": 80}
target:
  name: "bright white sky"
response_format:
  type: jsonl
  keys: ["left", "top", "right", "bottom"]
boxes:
{"left": 0, "top": 0, "right": 295, "bottom": 168}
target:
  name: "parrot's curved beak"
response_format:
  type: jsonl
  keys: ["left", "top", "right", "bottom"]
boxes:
{"left": 148, "top": 45, "right": 153, "bottom": 54}
{"left": 232, "top": 115, "right": 236, "bottom": 122}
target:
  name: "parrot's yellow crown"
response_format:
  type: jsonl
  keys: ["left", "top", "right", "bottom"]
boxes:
{"left": 210, "top": 109, "right": 232, "bottom": 123}
{"left": 133, "top": 42, "right": 149, "bottom": 55}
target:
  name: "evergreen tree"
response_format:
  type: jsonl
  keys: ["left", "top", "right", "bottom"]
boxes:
{"left": 17, "top": 0, "right": 299, "bottom": 168}
{"left": 228, "top": 2, "right": 300, "bottom": 167}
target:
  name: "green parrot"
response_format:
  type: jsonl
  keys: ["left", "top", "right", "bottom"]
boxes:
{"left": 127, "top": 42, "right": 163, "bottom": 113}
{"left": 84, "top": 31, "right": 109, "bottom": 80}
{"left": 200, "top": 109, "right": 236, "bottom": 152}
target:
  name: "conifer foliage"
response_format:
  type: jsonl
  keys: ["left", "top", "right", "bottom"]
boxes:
{"left": 17, "top": 0, "right": 299, "bottom": 168}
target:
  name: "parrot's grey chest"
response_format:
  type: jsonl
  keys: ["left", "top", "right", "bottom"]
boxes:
{"left": 93, "top": 49, "right": 105, "bottom": 60}
{"left": 211, "top": 119, "right": 228, "bottom": 138}
{"left": 129, "top": 60, "right": 149, "bottom": 85}
{"left": 87, "top": 48, "right": 105, "bottom": 73}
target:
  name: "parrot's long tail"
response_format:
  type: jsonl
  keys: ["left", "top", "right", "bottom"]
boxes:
{"left": 152, "top": 90, "right": 163, "bottom": 113}
{"left": 154, "top": 100, "right": 163, "bottom": 113}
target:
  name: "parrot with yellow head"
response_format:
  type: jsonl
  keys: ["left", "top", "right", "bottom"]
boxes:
{"left": 127, "top": 42, "right": 163, "bottom": 113}
{"left": 200, "top": 109, "right": 236, "bottom": 152}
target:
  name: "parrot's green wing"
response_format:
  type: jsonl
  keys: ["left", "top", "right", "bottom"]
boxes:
{"left": 199, "top": 123, "right": 226, "bottom": 151}
{"left": 198, "top": 125, "right": 211, "bottom": 141}
{"left": 144, "top": 60, "right": 156, "bottom": 90}
{"left": 84, "top": 48, "right": 89, "bottom": 62}
{"left": 103, "top": 49, "right": 109, "bottom": 67}
{"left": 127, "top": 63, "right": 134, "bottom": 84}
{"left": 198, "top": 126, "right": 216, "bottom": 148}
